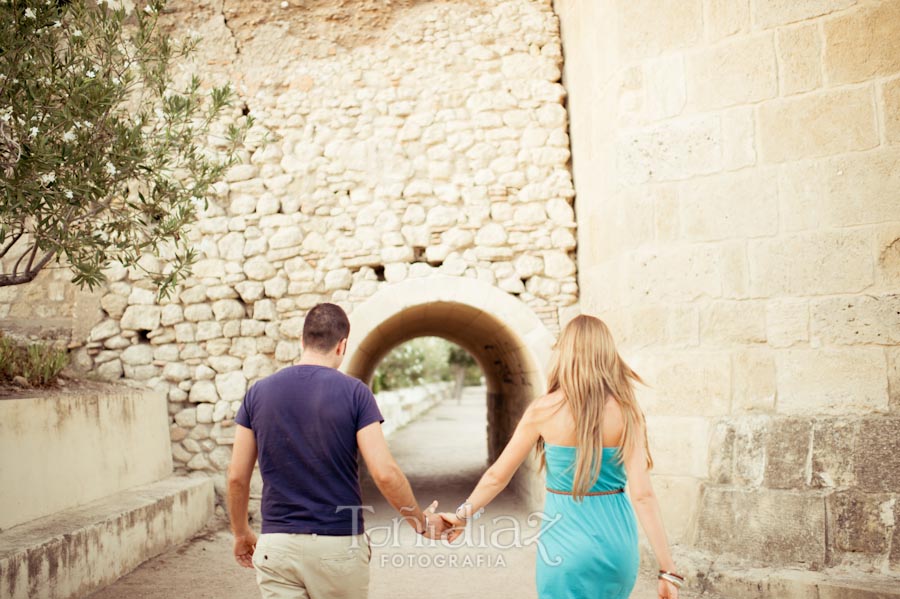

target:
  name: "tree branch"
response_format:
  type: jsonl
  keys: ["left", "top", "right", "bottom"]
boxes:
{"left": 0, "top": 230, "right": 23, "bottom": 259}
{"left": 0, "top": 249, "right": 56, "bottom": 287}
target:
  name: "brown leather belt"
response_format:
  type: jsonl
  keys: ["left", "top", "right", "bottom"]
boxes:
{"left": 546, "top": 487, "right": 625, "bottom": 496}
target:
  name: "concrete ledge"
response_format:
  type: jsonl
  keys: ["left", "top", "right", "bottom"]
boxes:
{"left": 0, "top": 387, "right": 173, "bottom": 530}
{"left": 639, "top": 546, "right": 900, "bottom": 599}
{"left": 0, "top": 476, "right": 214, "bottom": 599}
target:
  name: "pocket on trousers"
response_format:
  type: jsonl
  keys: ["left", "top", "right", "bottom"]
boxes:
{"left": 252, "top": 537, "right": 288, "bottom": 573}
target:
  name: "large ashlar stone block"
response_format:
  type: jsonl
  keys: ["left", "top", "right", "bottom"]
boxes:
{"left": 686, "top": 33, "right": 777, "bottom": 111}
{"left": 704, "top": 0, "right": 750, "bottom": 41}
{"left": 889, "top": 347, "right": 900, "bottom": 412}
{"left": 766, "top": 299, "right": 809, "bottom": 348}
{"left": 884, "top": 77, "right": 900, "bottom": 143}
{"left": 646, "top": 416, "right": 710, "bottom": 478}
{"left": 763, "top": 417, "right": 812, "bottom": 489}
{"left": 678, "top": 170, "right": 778, "bottom": 241}
{"left": 810, "top": 295, "right": 900, "bottom": 345}
{"left": 721, "top": 106, "right": 756, "bottom": 170}
{"left": 775, "top": 348, "right": 889, "bottom": 415}
{"left": 732, "top": 348, "right": 777, "bottom": 412}
{"left": 811, "top": 419, "right": 858, "bottom": 489}
{"left": 693, "top": 486, "right": 827, "bottom": 566}
{"left": 892, "top": 501, "right": 900, "bottom": 569}
{"left": 631, "top": 350, "right": 732, "bottom": 416}
{"left": 700, "top": 301, "right": 767, "bottom": 345}
{"left": 620, "top": 304, "right": 667, "bottom": 348}
{"left": 752, "top": 0, "right": 857, "bottom": 29}
{"left": 642, "top": 475, "right": 701, "bottom": 544}
{"left": 617, "top": 115, "right": 722, "bottom": 184}
{"left": 824, "top": 2, "right": 900, "bottom": 85}
{"left": 776, "top": 23, "right": 822, "bottom": 95}
{"left": 617, "top": 0, "right": 703, "bottom": 61}
{"left": 585, "top": 187, "right": 655, "bottom": 261}
{"left": 778, "top": 148, "right": 900, "bottom": 231}
{"left": 732, "top": 416, "right": 768, "bottom": 486}
{"left": 757, "top": 87, "right": 878, "bottom": 163}
{"left": 708, "top": 420, "right": 736, "bottom": 484}
{"left": 854, "top": 417, "right": 900, "bottom": 492}
{"left": 626, "top": 245, "right": 727, "bottom": 302}
{"left": 748, "top": 230, "right": 874, "bottom": 296}
{"left": 642, "top": 54, "right": 687, "bottom": 122}
{"left": 827, "top": 490, "right": 894, "bottom": 556}
{"left": 875, "top": 224, "right": 900, "bottom": 292}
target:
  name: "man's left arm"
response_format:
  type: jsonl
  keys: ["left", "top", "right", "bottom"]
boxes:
{"left": 227, "top": 424, "right": 258, "bottom": 568}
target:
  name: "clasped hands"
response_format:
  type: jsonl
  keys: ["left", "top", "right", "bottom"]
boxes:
{"left": 419, "top": 500, "right": 466, "bottom": 542}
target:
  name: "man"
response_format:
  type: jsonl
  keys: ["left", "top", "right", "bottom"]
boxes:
{"left": 228, "top": 302, "right": 446, "bottom": 598}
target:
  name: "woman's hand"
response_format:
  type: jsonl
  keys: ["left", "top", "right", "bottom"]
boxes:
{"left": 437, "top": 512, "right": 466, "bottom": 542}
{"left": 658, "top": 578, "right": 679, "bottom": 599}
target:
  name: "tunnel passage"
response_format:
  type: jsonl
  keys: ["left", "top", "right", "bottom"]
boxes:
{"left": 343, "top": 276, "right": 555, "bottom": 504}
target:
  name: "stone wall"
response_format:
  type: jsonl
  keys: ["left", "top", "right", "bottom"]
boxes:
{"left": 555, "top": 0, "right": 900, "bottom": 585}
{"left": 6, "top": 0, "right": 576, "bottom": 476}
{"left": 377, "top": 382, "right": 455, "bottom": 438}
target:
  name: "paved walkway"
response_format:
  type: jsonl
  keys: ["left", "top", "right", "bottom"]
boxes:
{"left": 90, "top": 387, "right": 697, "bottom": 599}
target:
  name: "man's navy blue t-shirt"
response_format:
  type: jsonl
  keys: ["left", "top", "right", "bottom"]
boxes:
{"left": 234, "top": 365, "right": 383, "bottom": 535}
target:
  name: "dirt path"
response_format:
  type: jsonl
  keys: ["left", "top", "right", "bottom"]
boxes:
{"left": 90, "top": 387, "right": 694, "bottom": 599}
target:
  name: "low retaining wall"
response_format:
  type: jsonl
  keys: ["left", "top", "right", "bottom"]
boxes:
{"left": 377, "top": 381, "right": 455, "bottom": 438}
{"left": 0, "top": 477, "right": 214, "bottom": 599}
{"left": 0, "top": 387, "right": 173, "bottom": 531}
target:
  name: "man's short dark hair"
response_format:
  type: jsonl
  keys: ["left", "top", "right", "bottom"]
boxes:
{"left": 302, "top": 303, "right": 351, "bottom": 353}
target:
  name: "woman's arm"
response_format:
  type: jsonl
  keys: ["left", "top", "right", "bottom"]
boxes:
{"left": 623, "top": 424, "right": 676, "bottom": 573}
{"left": 445, "top": 402, "right": 542, "bottom": 524}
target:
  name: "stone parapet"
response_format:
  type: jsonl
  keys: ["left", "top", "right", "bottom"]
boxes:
{"left": 0, "top": 477, "right": 214, "bottom": 599}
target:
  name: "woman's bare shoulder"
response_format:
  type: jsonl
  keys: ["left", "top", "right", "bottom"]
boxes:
{"left": 525, "top": 390, "right": 564, "bottom": 420}
{"left": 600, "top": 396, "right": 626, "bottom": 447}
{"left": 603, "top": 395, "right": 626, "bottom": 425}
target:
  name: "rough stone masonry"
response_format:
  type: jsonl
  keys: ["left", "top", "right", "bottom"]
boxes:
{"left": 50, "top": 0, "right": 577, "bottom": 474}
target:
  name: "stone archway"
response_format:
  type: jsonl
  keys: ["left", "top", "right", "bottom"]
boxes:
{"left": 344, "top": 275, "right": 555, "bottom": 504}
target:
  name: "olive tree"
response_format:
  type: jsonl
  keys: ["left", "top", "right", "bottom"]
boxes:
{"left": 0, "top": 0, "right": 249, "bottom": 295}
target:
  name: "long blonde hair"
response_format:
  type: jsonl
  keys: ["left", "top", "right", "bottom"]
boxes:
{"left": 537, "top": 314, "right": 653, "bottom": 500}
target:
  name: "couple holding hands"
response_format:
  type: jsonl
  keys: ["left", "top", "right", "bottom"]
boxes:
{"left": 227, "top": 303, "right": 682, "bottom": 599}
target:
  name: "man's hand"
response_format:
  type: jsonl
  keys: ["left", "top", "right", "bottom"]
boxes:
{"left": 233, "top": 529, "right": 257, "bottom": 568}
{"left": 421, "top": 500, "right": 447, "bottom": 540}
{"left": 438, "top": 512, "right": 466, "bottom": 543}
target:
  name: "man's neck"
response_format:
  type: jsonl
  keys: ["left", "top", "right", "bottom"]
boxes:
{"left": 297, "top": 353, "right": 339, "bottom": 369}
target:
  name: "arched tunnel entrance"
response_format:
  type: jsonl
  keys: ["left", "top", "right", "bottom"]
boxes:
{"left": 344, "top": 276, "right": 555, "bottom": 504}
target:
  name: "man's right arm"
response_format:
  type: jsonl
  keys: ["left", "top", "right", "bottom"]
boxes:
{"left": 357, "top": 421, "right": 431, "bottom": 534}
{"left": 227, "top": 424, "right": 258, "bottom": 568}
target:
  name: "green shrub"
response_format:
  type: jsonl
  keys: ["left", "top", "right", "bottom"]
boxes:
{"left": 0, "top": 333, "right": 69, "bottom": 387}
{"left": 372, "top": 337, "right": 481, "bottom": 393}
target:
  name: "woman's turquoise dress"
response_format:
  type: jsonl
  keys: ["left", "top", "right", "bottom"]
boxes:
{"left": 536, "top": 443, "right": 640, "bottom": 599}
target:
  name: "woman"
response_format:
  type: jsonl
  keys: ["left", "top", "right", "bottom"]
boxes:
{"left": 440, "top": 315, "right": 683, "bottom": 599}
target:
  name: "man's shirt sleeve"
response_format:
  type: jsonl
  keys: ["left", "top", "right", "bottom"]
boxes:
{"left": 355, "top": 382, "right": 384, "bottom": 431}
{"left": 234, "top": 384, "right": 254, "bottom": 429}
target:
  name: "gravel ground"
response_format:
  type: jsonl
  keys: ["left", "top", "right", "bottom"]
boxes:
{"left": 90, "top": 388, "right": 697, "bottom": 599}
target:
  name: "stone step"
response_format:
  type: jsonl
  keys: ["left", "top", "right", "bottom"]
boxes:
{"left": 647, "top": 547, "right": 900, "bottom": 599}
{"left": 0, "top": 476, "right": 215, "bottom": 599}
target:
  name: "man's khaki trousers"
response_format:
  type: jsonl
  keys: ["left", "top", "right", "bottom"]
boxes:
{"left": 252, "top": 532, "right": 370, "bottom": 599}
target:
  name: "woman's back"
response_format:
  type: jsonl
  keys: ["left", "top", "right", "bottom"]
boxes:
{"left": 534, "top": 389, "right": 626, "bottom": 449}
{"left": 533, "top": 390, "right": 640, "bottom": 599}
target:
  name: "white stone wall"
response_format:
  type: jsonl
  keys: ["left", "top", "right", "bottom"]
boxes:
{"left": 65, "top": 0, "right": 576, "bottom": 474}
{"left": 555, "top": 0, "right": 900, "bottom": 581}
{"left": 377, "top": 382, "right": 455, "bottom": 438}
